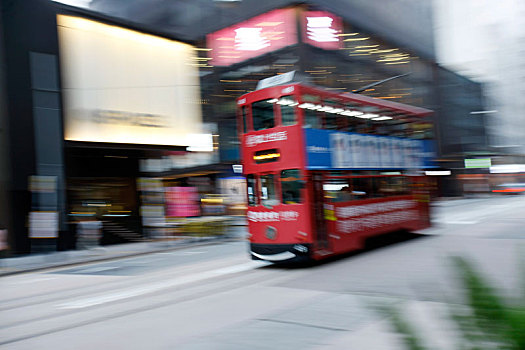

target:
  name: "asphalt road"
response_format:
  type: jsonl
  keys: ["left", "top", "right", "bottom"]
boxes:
{"left": 1, "top": 195, "right": 524, "bottom": 349}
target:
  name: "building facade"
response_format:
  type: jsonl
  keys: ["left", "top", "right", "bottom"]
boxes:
{"left": 434, "top": 0, "right": 525, "bottom": 155}
{"left": 0, "top": 0, "right": 223, "bottom": 254}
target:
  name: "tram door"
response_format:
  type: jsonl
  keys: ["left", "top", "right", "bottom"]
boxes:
{"left": 312, "top": 172, "right": 328, "bottom": 248}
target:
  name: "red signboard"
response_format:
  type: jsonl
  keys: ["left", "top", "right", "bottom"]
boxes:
{"left": 207, "top": 9, "right": 297, "bottom": 66}
{"left": 302, "top": 11, "right": 342, "bottom": 50}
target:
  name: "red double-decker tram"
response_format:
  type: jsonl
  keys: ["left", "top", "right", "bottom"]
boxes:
{"left": 238, "top": 74, "right": 434, "bottom": 263}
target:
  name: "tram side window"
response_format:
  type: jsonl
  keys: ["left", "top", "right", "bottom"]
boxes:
{"left": 247, "top": 175, "right": 257, "bottom": 206}
{"left": 394, "top": 177, "right": 410, "bottom": 195}
{"left": 303, "top": 109, "right": 322, "bottom": 129}
{"left": 369, "top": 178, "right": 382, "bottom": 198}
{"left": 323, "top": 179, "right": 352, "bottom": 202}
{"left": 281, "top": 169, "right": 303, "bottom": 204}
{"left": 280, "top": 96, "right": 297, "bottom": 126}
{"left": 377, "top": 176, "right": 410, "bottom": 196}
{"left": 260, "top": 174, "right": 279, "bottom": 207}
{"left": 323, "top": 99, "right": 343, "bottom": 130}
{"left": 252, "top": 99, "right": 275, "bottom": 131}
{"left": 300, "top": 94, "right": 322, "bottom": 129}
{"left": 324, "top": 112, "right": 338, "bottom": 130}
{"left": 352, "top": 177, "right": 373, "bottom": 199}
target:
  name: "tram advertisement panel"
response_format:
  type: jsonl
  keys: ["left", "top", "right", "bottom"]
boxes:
{"left": 305, "top": 129, "right": 434, "bottom": 169}
{"left": 246, "top": 204, "right": 310, "bottom": 244}
{"left": 324, "top": 196, "right": 427, "bottom": 250}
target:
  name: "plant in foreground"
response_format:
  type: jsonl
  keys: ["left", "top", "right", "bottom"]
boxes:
{"left": 380, "top": 256, "right": 525, "bottom": 350}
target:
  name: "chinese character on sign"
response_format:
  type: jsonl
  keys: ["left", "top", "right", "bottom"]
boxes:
{"left": 235, "top": 28, "right": 270, "bottom": 51}
{"left": 302, "top": 11, "right": 342, "bottom": 50}
{"left": 307, "top": 17, "right": 338, "bottom": 42}
{"left": 207, "top": 9, "right": 297, "bottom": 66}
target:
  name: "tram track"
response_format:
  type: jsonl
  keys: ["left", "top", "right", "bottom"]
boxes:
{"left": 0, "top": 261, "right": 286, "bottom": 346}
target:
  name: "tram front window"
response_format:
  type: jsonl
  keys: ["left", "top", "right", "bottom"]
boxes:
{"left": 260, "top": 174, "right": 279, "bottom": 207}
{"left": 281, "top": 169, "right": 302, "bottom": 204}
{"left": 279, "top": 96, "right": 297, "bottom": 126}
{"left": 247, "top": 174, "right": 257, "bottom": 206}
{"left": 252, "top": 99, "right": 275, "bottom": 130}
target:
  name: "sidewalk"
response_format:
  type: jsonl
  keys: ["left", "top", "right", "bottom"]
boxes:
{"left": 0, "top": 216, "right": 247, "bottom": 277}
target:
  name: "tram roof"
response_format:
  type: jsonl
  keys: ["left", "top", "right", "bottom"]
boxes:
{"left": 240, "top": 82, "right": 433, "bottom": 119}
{"left": 339, "top": 90, "right": 433, "bottom": 118}
{"left": 296, "top": 83, "right": 432, "bottom": 118}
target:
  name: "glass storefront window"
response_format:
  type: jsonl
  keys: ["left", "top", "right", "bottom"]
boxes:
{"left": 281, "top": 169, "right": 303, "bottom": 204}
{"left": 260, "top": 174, "right": 279, "bottom": 207}
{"left": 252, "top": 99, "right": 275, "bottom": 131}
{"left": 247, "top": 174, "right": 257, "bottom": 206}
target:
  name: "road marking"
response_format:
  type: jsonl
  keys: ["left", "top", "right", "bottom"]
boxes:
{"left": 56, "top": 260, "right": 270, "bottom": 309}
{"left": 75, "top": 266, "right": 120, "bottom": 274}
{"left": 434, "top": 220, "right": 478, "bottom": 225}
{"left": 159, "top": 251, "right": 207, "bottom": 256}
{"left": 7, "top": 277, "right": 57, "bottom": 285}
{"left": 213, "top": 260, "right": 270, "bottom": 274}
{"left": 181, "top": 251, "right": 206, "bottom": 255}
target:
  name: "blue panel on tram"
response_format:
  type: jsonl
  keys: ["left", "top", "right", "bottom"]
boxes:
{"left": 304, "top": 129, "right": 435, "bottom": 170}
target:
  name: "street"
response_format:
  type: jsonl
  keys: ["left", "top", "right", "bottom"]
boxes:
{"left": 1, "top": 195, "right": 524, "bottom": 349}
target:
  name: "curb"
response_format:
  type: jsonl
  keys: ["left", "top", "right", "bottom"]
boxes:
{"left": 0, "top": 235, "right": 244, "bottom": 277}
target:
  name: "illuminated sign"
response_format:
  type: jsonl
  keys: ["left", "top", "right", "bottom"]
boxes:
{"left": 232, "top": 164, "right": 243, "bottom": 173}
{"left": 465, "top": 158, "right": 491, "bottom": 169}
{"left": 57, "top": 15, "right": 203, "bottom": 147}
{"left": 425, "top": 171, "right": 451, "bottom": 176}
{"left": 302, "top": 11, "right": 342, "bottom": 50}
{"left": 235, "top": 27, "right": 270, "bottom": 51}
{"left": 207, "top": 9, "right": 297, "bottom": 66}
{"left": 253, "top": 149, "right": 280, "bottom": 163}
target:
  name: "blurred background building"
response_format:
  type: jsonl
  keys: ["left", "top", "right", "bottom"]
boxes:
{"left": 1, "top": 0, "right": 508, "bottom": 255}
{"left": 434, "top": 0, "right": 525, "bottom": 158}
{"left": 99, "top": 0, "right": 488, "bottom": 173}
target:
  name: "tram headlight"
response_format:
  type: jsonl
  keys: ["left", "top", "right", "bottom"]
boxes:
{"left": 265, "top": 226, "right": 277, "bottom": 240}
